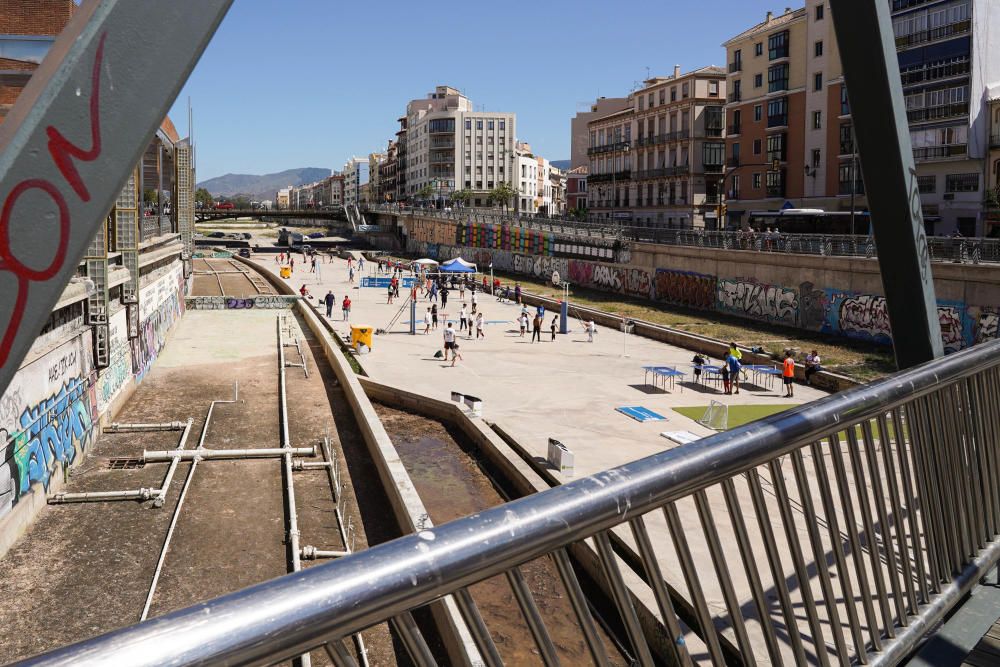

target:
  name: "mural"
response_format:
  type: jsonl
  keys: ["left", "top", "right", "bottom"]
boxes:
{"left": 716, "top": 279, "right": 799, "bottom": 327}
{"left": 96, "top": 309, "right": 130, "bottom": 414}
{"left": 653, "top": 269, "right": 716, "bottom": 310}
{"left": 132, "top": 265, "right": 185, "bottom": 382}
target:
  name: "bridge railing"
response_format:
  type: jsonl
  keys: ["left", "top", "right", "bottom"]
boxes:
{"left": 21, "top": 338, "right": 1000, "bottom": 666}
{"left": 366, "top": 204, "right": 1000, "bottom": 264}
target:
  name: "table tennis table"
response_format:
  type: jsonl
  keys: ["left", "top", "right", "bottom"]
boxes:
{"left": 743, "top": 364, "right": 783, "bottom": 389}
{"left": 642, "top": 366, "right": 685, "bottom": 392}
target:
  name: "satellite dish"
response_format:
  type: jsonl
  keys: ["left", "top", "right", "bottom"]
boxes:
{"left": 551, "top": 271, "right": 561, "bottom": 286}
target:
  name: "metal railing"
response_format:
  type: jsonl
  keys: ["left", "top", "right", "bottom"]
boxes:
{"left": 364, "top": 204, "right": 1000, "bottom": 264}
{"left": 22, "top": 339, "right": 1000, "bottom": 666}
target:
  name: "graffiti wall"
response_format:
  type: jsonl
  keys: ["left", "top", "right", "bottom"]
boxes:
{"left": 653, "top": 270, "right": 716, "bottom": 310}
{"left": 716, "top": 279, "right": 799, "bottom": 327}
{"left": 185, "top": 296, "right": 298, "bottom": 310}
{"left": 0, "top": 333, "right": 96, "bottom": 518}
{"left": 132, "top": 265, "right": 185, "bottom": 382}
{"left": 95, "top": 308, "right": 130, "bottom": 414}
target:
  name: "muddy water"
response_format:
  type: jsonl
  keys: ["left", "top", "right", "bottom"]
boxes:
{"left": 376, "top": 406, "right": 627, "bottom": 666}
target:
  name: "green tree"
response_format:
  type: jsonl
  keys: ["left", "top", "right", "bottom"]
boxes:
{"left": 416, "top": 184, "right": 434, "bottom": 201}
{"left": 143, "top": 188, "right": 159, "bottom": 206}
{"left": 490, "top": 182, "right": 518, "bottom": 214}
{"left": 451, "top": 189, "right": 472, "bottom": 207}
{"left": 195, "top": 187, "right": 214, "bottom": 208}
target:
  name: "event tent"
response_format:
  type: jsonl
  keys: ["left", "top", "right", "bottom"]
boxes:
{"left": 439, "top": 257, "right": 477, "bottom": 273}
{"left": 412, "top": 258, "right": 439, "bottom": 266}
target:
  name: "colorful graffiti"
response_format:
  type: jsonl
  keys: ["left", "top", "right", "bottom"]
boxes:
{"left": 834, "top": 294, "right": 892, "bottom": 344}
{"left": 133, "top": 266, "right": 185, "bottom": 382}
{"left": 977, "top": 309, "right": 999, "bottom": 344}
{"left": 717, "top": 279, "right": 798, "bottom": 326}
{"left": 653, "top": 270, "right": 716, "bottom": 310}
{"left": 96, "top": 309, "right": 130, "bottom": 414}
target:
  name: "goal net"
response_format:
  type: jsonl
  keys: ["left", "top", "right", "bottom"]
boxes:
{"left": 698, "top": 401, "right": 729, "bottom": 431}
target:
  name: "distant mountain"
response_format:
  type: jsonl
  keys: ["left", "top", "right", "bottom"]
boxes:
{"left": 550, "top": 160, "right": 571, "bottom": 171}
{"left": 198, "top": 168, "right": 331, "bottom": 199}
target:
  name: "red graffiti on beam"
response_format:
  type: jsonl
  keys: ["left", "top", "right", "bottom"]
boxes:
{"left": 0, "top": 32, "right": 107, "bottom": 369}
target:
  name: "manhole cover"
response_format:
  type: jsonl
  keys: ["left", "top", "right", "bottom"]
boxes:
{"left": 107, "top": 458, "right": 145, "bottom": 470}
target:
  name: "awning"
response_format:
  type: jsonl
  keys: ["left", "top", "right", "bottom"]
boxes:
{"left": 439, "top": 258, "right": 477, "bottom": 273}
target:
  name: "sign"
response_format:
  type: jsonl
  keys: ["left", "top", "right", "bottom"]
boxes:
{"left": 781, "top": 200, "right": 795, "bottom": 210}
{"left": 360, "top": 277, "right": 416, "bottom": 289}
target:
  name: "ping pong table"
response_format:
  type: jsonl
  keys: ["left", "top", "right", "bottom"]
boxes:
{"left": 642, "top": 366, "right": 685, "bottom": 392}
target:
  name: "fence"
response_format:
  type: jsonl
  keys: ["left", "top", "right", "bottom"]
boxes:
{"left": 20, "top": 338, "right": 1000, "bottom": 666}
{"left": 366, "top": 204, "right": 1000, "bottom": 264}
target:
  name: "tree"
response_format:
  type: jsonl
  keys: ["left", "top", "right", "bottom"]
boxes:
{"left": 490, "top": 182, "right": 518, "bottom": 214}
{"left": 195, "top": 188, "right": 213, "bottom": 209}
{"left": 451, "top": 189, "right": 473, "bottom": 207}
{"left": 143, "top": 188, "right": 159, "bottom": 206}
{"left": 416, "top": 184, "right": 434, "bottom": 201}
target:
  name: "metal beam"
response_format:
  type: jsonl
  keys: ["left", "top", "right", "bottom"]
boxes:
{"left": 0, "top": 0, "right": 234, "bottom": 397}
{"left": 830, "top": 0, "right": 943, "bottom": 368}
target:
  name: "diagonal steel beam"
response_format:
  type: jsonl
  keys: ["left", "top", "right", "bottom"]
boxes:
{"left": 830, "top": 0, "right": 943, "bottom": 368}
{"left": 0, "top": 0, "right": 233, "bottom": 396}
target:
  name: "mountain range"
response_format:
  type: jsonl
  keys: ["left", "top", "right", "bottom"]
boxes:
{"left": 198, "top": 168, "right": 331, "bottom": 199}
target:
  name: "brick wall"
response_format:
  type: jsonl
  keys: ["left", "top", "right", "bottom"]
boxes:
{"left": 0, "top": 0, "right": 74, "bottom": 35}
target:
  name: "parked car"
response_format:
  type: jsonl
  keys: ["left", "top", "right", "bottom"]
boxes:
{"left": 238, "top": 248, "right": 251, "bottom": 258}
{"left": 208, "top": 231, "right": 226, "bottom": 238}
{"left": 241, "top": 232, "right": 252, "bottom": 239}
{"left": 307, "top": 232, "right": 325, "bottom": 239}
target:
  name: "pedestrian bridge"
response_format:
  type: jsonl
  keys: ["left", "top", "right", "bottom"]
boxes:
{"left": 22, "top": 337, "right": 1000, "bottom": 666}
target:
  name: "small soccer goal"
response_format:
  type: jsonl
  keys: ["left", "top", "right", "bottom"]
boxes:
{"left": 698, "top": 400, "right": 729, "bottom": 431}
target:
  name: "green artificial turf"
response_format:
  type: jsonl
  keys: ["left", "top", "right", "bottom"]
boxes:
{"left": 673, "top": 404, "right": 798, "bottom": 429}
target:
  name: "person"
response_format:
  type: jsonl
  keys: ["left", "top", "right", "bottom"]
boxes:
{"left": 482, "top": 276, "right": 488, "bottom": 292}
{"left": 450, "top": 338, "right": 463, "bottom": 367}
{"left": 442, "top": 323, "right": 456, "bottom": 361}
{"left": 475, "top": 312, "right": 485, "bottom": 339}
{"left": 692, "top": 354, "right": 705, "bottom": 383}
{"left": 290, "top": 256, "right": 295, "bottom": 272}
{"left": 519, "top": 312, "right": 528, "bottom": 338}
{"left": 393, "top": 276, "right": 400, "bottom": 298}
{"left": 728, "top": 342, "right": 742, "bottom": 362}
{"left": 783, "top": 351, "right": 796, "bottom": 397}
{"left": 531, "top": 314, "right": 542, "bottom": 343}
{"left": 423, "top": 307, "right": 432, "bottom": 335}
{"left": 441, "top": 285, "right": 449, "bottom": 309}
{"left": 586, "top": 320, "right": 596, "bottom": 343}
{"left": 310, "top": 256, "right": 317, "bottom": 273}
{"left": 386, "top": 283, "right": 394, "bottom": 304}
{"left": 536, "top": 304, "right": 545, "bottom": 321}
{"left": 348, "top": 266, "right": 355, "bottom": 283}
{"left": 459, "top": 282, "right": 465, "bottom": 300}
{"left": 493, "top": 277, "right": 501, "bottom": 297}
{"left": 324, "top": 291, "right": 335, "bottom": 318}
{"left": 550, "top": 315, "right": 558, "bottom": 341}
{"left": 727, "top": 352, "right": 742, "bottom": 395}
{"left": 804, "top": 350, "right": 821, "bottom": 385}
{"left": 342, "top": 295, "right": 351, "bottom": 321}
{"left": 429, "top": 281, "right": 438, "bottom": 303}
{"left": 514, "top": 283, "right": 522, "bottom": 304}
{"left": 459, "top": 305, "right": 468, "bottom": 333}
{"left": 470, "top": 291, "right": 478, "bottom": 315}
{"left": 299, "top": 284, "right": 310, "bottom": 298}
{"left": 431, "top": 303, "right": 439, "bottom": 330}
{"left": 720, "top": 359, "right": 731, "bottom": 394}
{"left": 358, "top": 257, "right": 364, "bottom": 272}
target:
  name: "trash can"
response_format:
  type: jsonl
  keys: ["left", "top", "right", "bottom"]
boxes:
{"left": 351, "top": 325, "right": 373, "bottom": 350}
{"left": 280, "top": 266, "right": 291, "bottom": 279}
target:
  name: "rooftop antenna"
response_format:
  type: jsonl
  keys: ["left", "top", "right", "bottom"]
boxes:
{"left": 645, "top": 66, "right": 651, "bottom": 81}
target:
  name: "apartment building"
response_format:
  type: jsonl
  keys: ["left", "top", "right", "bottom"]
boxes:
{"left": 566, "top": 166, "right": 589, "bottom": 213}
{"left": 404, "top": 85, "right": 517, "bottom": 205}
{"left": 586, "top": 65, "right": 727, "bottom": 229}
{"left": 549, "top": 167, "right": 567, "bottom": 216}
{"left": 378, "top": 141, "right": 399, "bottom": 202}
{"left": 570, "top": 96, "right": 631, "bottom": 169}
{"left": 988, "top": 90, "right": 1000, "bottom": 233}
{"left": 368, "top": 151, "right": 386, "bottom": 204}
{"left": 276, "top": 188, "right": 291, "bottom": 209}
{"left": 342, "top": 157, "right": 369, "bottom": 206}
{"left": 395, "top": 114, "right": 408, "bottom": 201}
{"left": 724, "top": 2, "right": 999, "bottom": 235}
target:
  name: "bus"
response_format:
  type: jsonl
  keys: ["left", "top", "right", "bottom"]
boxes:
{"left": 746, "top": 209, "right": 871, "bottom": 235}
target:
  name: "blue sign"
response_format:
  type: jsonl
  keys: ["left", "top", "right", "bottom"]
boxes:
{"left": 360, "top": 277, "right": 416, "bottom": 289}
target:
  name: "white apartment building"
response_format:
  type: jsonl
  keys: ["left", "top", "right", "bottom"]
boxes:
{"left": 404, "top": 85, "right": 517, "bottom": 205}
{"left": 342, "top": 157, "right": 369, "bottom": 207}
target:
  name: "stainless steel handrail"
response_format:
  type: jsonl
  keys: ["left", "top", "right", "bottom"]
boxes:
{"left": 18, "top": 339, "right": 1000, "bottom": 666}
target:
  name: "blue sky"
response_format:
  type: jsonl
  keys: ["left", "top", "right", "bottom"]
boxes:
{"left": 169, "top": 0, "right": 775, "bottom": 181}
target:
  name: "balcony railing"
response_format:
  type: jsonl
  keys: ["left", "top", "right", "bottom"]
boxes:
{"left": 586, "top": 141, "right": 632, "bottom": 156}
{"left": 587, "top": 170, "right": 631, "bottom": 183}
{"left": 728, "top": 156, "right": 741, "bottom": 168}
{"left": 992, "top": 133, "right": 1000, "bottom": 149}
{"left": 913, "top": 144, "right": 968, "bottom": 161}
{"left": 728, "top": 91, "right": 742, "bottom": 103}
{"left": 895, "top": 19, "right": 972, "bottom": 49}
{"left": 906, "top": 102, "right": 969, "bottom": 124}
{"left": 900, "top": 60, "right": 970, "bottom": 86}
{"left": 704, "top": 163, "right": 724, "bottom": 174}
{"left": 767, "top": 115, "right": 789, "bottom": 129}
{"left": 728, "top": 124, "right": 742, "bottom": 135}
{"left": 766, "top": 183, "right": 786, "bottom": 198}
{"left": 839, "top": 180, "right": 865, "bottom": 196}
{"left": 728, "top": 61, "right": 742, "bottom": 73}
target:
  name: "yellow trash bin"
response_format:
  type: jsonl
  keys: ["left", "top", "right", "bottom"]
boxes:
{"left": 280, "top": 266, "right": 291, "bottom": 279}
{"left": 351, "top": 325, "right": 373, "bottom": 350}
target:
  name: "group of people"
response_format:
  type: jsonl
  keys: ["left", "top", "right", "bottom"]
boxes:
{"left": 322, "top": 290, "right": 351, "bottom": 321}
{"left": 515, "top": 304, "right": 558, "bottom": 343}
{"left": 690, "top": 343, "right": 823, "bottom": 397}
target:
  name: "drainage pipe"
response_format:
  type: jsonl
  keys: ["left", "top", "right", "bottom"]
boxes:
{"left": 293, "top": 460, "right": 332, "bottom": 471}
{"left": 152, "top": 418, "right": 195, "bottom": 508}
{"left": 300, "top": 545, "right": 349, "bottom": 559}
{"left": 104, "top": 422, "right": 186, "bottom": 433}
{"left": 143, "top": 447, "right": 314, "bottom": 462}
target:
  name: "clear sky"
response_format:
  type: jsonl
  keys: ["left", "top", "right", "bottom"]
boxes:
{"left": 169, "top": 0, "right": 778, "bottom": 182}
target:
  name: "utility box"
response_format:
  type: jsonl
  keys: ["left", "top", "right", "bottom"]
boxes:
{"left": 351, "top": 325, "right": 373, "bottom": 350}
{"left": 280, "top": 266, "right": 292, "bottom": 279}
{"left": 547, "top": 438, "right": 575, "bottom": 477}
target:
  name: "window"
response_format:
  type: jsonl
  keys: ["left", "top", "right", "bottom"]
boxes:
{"left": 703, "top": 142, "right": 725, "bottom": 168}
{"left": 816, "top": 3, "right": 824, "bottom": 20}
{"left": 639, "top": 96, "right": 644, "bottom": 111}
{"left": 766, "top": 133, "right": 787, "bottom": 163}
{"left": 732, "top": 174, "right": 741, "bottom": 199}
{"left": 839, "top": 123, "right": 855, "bottom": 154}
{"left": 813, "top": 110, "right": 822, "bottom": 129}
{"left": 814, "top": 72, "right": 823, "bottom": 91}
{"left": 476, "top": 120, "right": 483, "bottom": 130}
{"left": 754, "top": 104, "right": 763, "bottom": 122}
{"left": 659, "top": 89, "right": 665, "bottom": 104}
{"left": 768, "top": 64, "right": 789, "bottom": 92}
{"left": 754, "top": 73, "right": 763, "bottom": 88}
{"left": 946, "top": 173, "right": 979, "bottom": 192}
{"left": 465, "top": 119, "right": 471, "bottom": 130}
{"left": 488, "top": 120, "right": 494, "bottom": 130}
{"left": 754, "top": 42, "right": 763, "bottom": 57}
{"left": 918, "top": 175, "right": 936, "bottom": 193}
{"left": 428, "top": 118, "right": 455, "bottom": 133}
{"left": 732, "top": 79, "right": 742, "bottom": 101}
{"left": 682, "top": 82, "right": 690, "bottom": 98}
{"left": 815, "top": 41, "right": 824, "bottom": 57}
{"left": 648, "top": 93, "right": 654, "bottom": 107}
{"left": 709, "top": 81, "right": 719, "bottom": 97}
{"left": 730, "top": 109, "right": 742, "bottom": 134}
{"left": 766, "top": 170, "right": 786, "bottom": 197}
{"left": 753, "top": 173, "right": 762, "bottom": 189}
{"left": 812, "top": 148, "right": 821, "bottom": 167}
{"left": 753, "top": 138, "right": 762, "bottom": 155}
{"left": 768, "top": 30, "right": 789, "bottom": 60}
{"left": 840, "top": 84, "right": 850, "bottom": 115}
{"left": 671, "top": 86, "right": 677, "bottom": 102}
{"left": 767, "top": 97, "right": 788, "bottom": 127}
{"left": 500, "top": 120, "right": 505, "bottom": 130}
{"left": 704, "top": 106, "right": 724, "bottom": 137}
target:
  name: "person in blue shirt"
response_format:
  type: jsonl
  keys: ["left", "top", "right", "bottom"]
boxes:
{"left": 726, "top": 353, "right": 742, "bottom": 395}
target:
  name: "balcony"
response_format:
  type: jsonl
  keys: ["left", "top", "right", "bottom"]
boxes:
{"left": 895, "top": 19, "right": 971, "bottom": 50}
{"left": 728, "top": 91, "right": 742, "bottom": 103}
{"left": 906, "top": 102, "right": 969, "bottom": 124}
{"left": 728, "top": 61, "right": 742, "bottom": 74}
{"left": 586, "top": 141, "right": 633, "bottom": 156}
{"left": 766, "top": 185, "right": 786, "bottom": 198}
{"left": 728, "top": 124, "right": 742, "bottom": 136}
{"left": 587, "top": 170, "right": 631, "bottom": 184}
{"left": 429, "top": 152, "right": 454, "bottom": 165}
{"left": 705, "top": 127, "right": 724, "bottom": 138}
{"left": 839, "top": 181, "right": 865, "bottom": 196}
{"left": 727, "top": 156, "right": 741, "bottom": 168}
{"left": 704, "top": 193, "right": 720, "bottom": 204}
{"left": 430, "top": 139, "right": 455, "bottom": 149}
{"left": 704, "top": 163, "right": 725, "bottom": 174}
{"left": 767, "top": 115, "right": 789, "bottom": 129}
{"left": 900, "top": 60, "right": 971, "bottom": 86}
{"left": 666, "top": 129, "right": 690, "bottom": 142}
{"left": 991, "top": 132, "right": 1000, "bottom": 149}
{"left": 913, "top": 144, "right": 968, "bottom": 161}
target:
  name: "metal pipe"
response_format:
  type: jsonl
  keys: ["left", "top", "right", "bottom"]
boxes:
{"left": 293, "top": 461, "right": 332, "bottom": 471}
{"left": 104, "top": 422, "right": 186, "bottom": 433}
{"left": 300, "top": 546, "right": 349, "bottom": 560}
{"left": 153, "top": 418, "right": 194, "bottom": 508}
{"left": 52, "top": 489, "right": 154, "bottom": 503}
{"left": 143, "top": 447, "right": 314, "bottom": 462}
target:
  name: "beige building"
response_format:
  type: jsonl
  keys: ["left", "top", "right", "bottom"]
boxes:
{"left": 570, "top": 96, "right": 630, "bottom": 170}
{"left": 587, "top": 65, "right": 727, "bottom": 229}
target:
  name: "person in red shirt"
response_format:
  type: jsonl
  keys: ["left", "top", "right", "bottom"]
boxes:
{"left": 342, "top": 296, "right": 351, "bottom": 321}
{"left": 782, "top": 351, "right": 796, "bottom": 398}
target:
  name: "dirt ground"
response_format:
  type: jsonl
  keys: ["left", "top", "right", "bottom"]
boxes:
{"left": 0, "top": 309, "right": 400, "bottom": 663}
{"left": 375, "top": 405, "right": 628, "bottom": 666}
